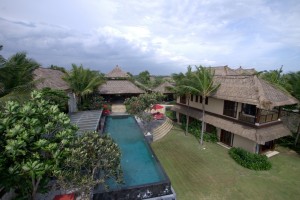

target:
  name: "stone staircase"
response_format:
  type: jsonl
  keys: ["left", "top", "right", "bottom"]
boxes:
{"left": 153, "top": 118, "right": 173, "bottom": 141}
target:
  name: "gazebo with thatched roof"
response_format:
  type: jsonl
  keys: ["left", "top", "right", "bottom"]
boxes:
{"left": 98, "top": 65, "right": 144, "bottom": 102}
{"left": 153, "top": 81, "right": 175, "bottom": 101}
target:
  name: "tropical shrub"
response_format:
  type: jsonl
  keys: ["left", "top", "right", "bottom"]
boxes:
{"left": 165, "top": 110, "right": 176, "bottom": 121}
{"left": 0, "top": 91, "right": 77, "bottom": 199}
{"left": 124, "top": 92, "right": 165, "bottom": 133}
{"left": 55, "top": 131, "right": 123, "bottom": 199}
{"left": 40, "top": 87, "right": 69, "bottom": 112}
{"left": 81, "top": 94, "right": 106, "bottom": 110}
{"left": 228, "top": 147, "right": 272, "bottom": 170}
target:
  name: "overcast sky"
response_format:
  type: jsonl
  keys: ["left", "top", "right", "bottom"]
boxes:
{"left": 1, "top": 0, "right": 299, "bottom": 75}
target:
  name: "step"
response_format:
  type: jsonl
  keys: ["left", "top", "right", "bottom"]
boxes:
{"left": 153, "top": 122, "right": 172, "bottom": 135}
{"left": 153, "top": 118, "right": 173, "bottom": 141}
{"left": 153, "top": 120, "right": 172, "bottom": 134}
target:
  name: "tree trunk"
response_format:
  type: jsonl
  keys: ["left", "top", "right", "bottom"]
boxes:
{"left": 31, "top": 177, "right": 41, "bottom": 200}
{"left": 294, "top": 122, "right": 300, "bottom": 146}
{"left": 200, "top": 101, "right": 205, "bottom": 145}
{"left": 185, "top": 97, "right": 190, "bottom": 136}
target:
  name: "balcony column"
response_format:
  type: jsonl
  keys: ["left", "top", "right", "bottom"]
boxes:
{"left": 278, "top": 106, "right": 282, "bottom": 119}
{"left": 255, "top": 108, "right": 261, "bottom": 124}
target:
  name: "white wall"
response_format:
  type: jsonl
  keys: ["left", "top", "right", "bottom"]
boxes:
{"left": 232, "top": 134, "right": 256, "bottom": 153}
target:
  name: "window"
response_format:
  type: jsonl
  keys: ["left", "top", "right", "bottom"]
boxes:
{"left": 242, "top": 104, "right": 256, "bottom": 116}
{"left": 223, "top": 100, "right": 237, "bottom": 118}
{"left": 180, "top": 95, "right": 186, "bottom": 104}
{"left": 195, "top": 95, "right": 199, "bottom": 102}
{"left": 199, "top": 96, "right": 208, "bottom": 105}
{"left": 190, "top": 94, "right": 194, "bottom": 102}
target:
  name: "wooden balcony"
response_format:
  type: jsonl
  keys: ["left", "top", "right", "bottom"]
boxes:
{"left": 238, "top": 110, "right": 279, "bottom": 125}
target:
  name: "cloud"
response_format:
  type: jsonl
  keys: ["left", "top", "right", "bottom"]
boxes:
{"left": 0, "top": 0, "right": 300, "bottom": 74}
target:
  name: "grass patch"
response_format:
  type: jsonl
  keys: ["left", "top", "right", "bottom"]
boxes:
{"left": 151, "top": 125, "right": 300, "bottom": 200}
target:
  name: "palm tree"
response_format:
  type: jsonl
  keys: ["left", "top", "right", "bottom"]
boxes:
{"left": 63, "top": 64, "right": 105, "bottom": 107}
{"left": 183, "top": 66, "right": 220, "bottom": 145}
{"left": 169, "top": 66, "right": 194, "bottom": 135}
{"left": 0, "top": 52, "right": 39, "bottom": 102}
{"left": 259, "top": 66, "right": 291, "bottom": 93}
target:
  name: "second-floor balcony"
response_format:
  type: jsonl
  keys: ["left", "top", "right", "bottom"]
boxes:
{"left": 238, "top": 109, "right": 279, "bottom": 125}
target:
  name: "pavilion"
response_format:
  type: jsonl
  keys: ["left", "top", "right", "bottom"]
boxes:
{"left": 98, "top": 65, "right": 145, "bottom": 102}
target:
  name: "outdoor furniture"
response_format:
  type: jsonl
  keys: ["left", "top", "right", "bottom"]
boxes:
{"left": 153, "top": 112, "right": 165, "bottom": 120}
{"left": 151, "top": 104, "right": 164, "bottom": 110}
{"left": 53, "top": 193, "right": 75, "bottom": 200}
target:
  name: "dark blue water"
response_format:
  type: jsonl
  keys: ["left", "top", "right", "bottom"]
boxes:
{"left": 104, "top": 115, "right": 167, "bottom": 188}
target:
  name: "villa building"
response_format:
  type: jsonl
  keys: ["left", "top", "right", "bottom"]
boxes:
{"left": 172, "top": 66, "right": 298, "bottom": 153}
{"left": 98, "top": 65, "right": 144, "bottom": 102}
{"left": 34, "top": 67, "right": 78, "bottom": 113}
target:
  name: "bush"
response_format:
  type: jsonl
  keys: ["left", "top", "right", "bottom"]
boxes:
{"left": 166, "top": 110, "right": 176, "bottom": 121}
{"left": 203, "top": 131, "right": 218, "bottom": 143}
{"left": 228, "top": 147, "right": 272, "bottom": 170}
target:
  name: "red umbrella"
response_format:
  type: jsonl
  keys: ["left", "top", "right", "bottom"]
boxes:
{"left": 151, "top": 104, "right": 164, "bottom": 110}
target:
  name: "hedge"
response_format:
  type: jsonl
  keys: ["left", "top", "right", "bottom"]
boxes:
{"left": 228, "top": 147, "right": 272, "bottom": 171}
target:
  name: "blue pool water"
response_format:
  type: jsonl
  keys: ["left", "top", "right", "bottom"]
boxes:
{"left": 104, "top": 115, "right": 168, "bottom": 188}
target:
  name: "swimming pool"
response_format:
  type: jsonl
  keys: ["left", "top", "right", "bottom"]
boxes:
{"left": 93, "top": 115, "right": 174, "bottom": 199}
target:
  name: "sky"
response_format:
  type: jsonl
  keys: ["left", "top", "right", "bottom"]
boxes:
{"left": 0, "top": 0, "right": 300, "bottom": 75}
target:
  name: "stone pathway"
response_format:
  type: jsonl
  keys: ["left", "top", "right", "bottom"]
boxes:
{"left": 111, "top": 104, "right": 126, "bottom": 113}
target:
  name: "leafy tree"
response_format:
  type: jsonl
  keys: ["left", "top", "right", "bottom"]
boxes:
{"left": 40, "top": 87, "right": 69, "bottom": 112}
{"left": 151, "top": 76, "right": 164, "bottom": 88}
{"left": 169, "top": 66, "right": 193, "bottom": 135}
{"left": 0, "top": 91, "right": 77, "bottom": 199}
{"left": 259, "top": 67, "right": 291, "bottom": 93}
{"left": 55, "top": 131, "right": 123, "bottom": 199}
{"left": 0, "top": 52, "right": 39, "bottom": 103}
{"left": 286, "top": 71, "right": 300, "bottom": 100}
{"left": 285, "top": 71, "right": 300, "bottom": 146}
{"left": 183, "top": 66, "right": 220, "bottom": 145}
{"left": 63, "top": 64, "right": 105, "bottom": 108}
{"left": 136, "top": 70, "right": 151, "bottom": 86}
{"left": 124, "top": 92, "right": 164, "bottom": 133}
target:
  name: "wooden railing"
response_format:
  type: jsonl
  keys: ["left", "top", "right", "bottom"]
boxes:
{"left": 258, "top": 110, "right": 279, "bottom": 124}
{"left": 238, "top": 112, "right": 256, "bottom": 124}
{"left": 238, "top": 110, "right": 279, "bottom": 125}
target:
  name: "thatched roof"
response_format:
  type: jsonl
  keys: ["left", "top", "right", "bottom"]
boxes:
{"left": 34, "top": 68, "right": 69, "bottom": 90}
{"left": 211, "top": 66, "right": 256, "bottom": 76}
{"left": 235, "top": 66, "right": 256, "bottom": 75}
{"left": 153, "top": 82, "right": 174, "bottom": 94}
{"left": 212, "top": 75, "right": 298, "bottom": 109}
{"left": 105, "top": 65, "right": 129, "bottom": 78}
{"left": 98, "top": 80, "right": 144, "bottom": 94}
{"left": 172, "top": 105, "right": 291, "bottom": 144}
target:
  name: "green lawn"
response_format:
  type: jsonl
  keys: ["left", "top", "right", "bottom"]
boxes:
{"left": 151, "top": 126, "right": 300, "bottom": 200}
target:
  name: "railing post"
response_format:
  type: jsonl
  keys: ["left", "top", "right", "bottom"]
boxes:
{"left": 255, "top": 108, "right": 261, "bottom": 124}
{"left": 278, "top": 107, "right": 282, "bottom": 119}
